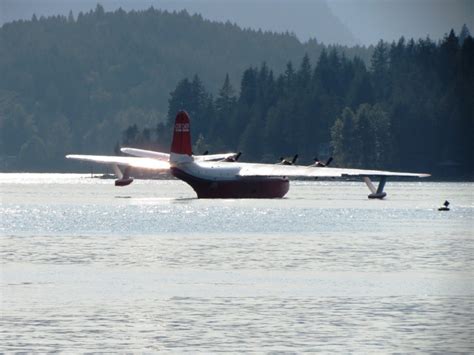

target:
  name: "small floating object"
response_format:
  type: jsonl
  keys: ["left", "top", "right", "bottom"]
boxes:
{"left": 438, "top": 200, "right": 450, "bottom": 211}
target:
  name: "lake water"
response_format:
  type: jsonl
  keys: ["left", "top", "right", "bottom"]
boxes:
{"left": 1, "top": 174, "right": 473, "bottom": 352}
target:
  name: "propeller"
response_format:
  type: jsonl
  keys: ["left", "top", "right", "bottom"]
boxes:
{"left": 312, "top": 156, "right": 333, "bottom": 167}
{"left": 278, "top": 154, "right": 298, "bottom": 165}
{"left": 292, "top": 154, "right": 299, "bottom": 164}
{"left": 224, "top": 152, "right": 242, "bottom": 162}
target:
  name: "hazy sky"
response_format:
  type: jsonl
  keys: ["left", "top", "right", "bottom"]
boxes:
{"left": 1, "top": 0, "right": 472, "bottom": 45}
{"left": 328, "top": 0, "right": 473, "bottom": 44}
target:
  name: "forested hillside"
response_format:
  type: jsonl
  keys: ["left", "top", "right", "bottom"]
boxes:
{"left": 0, "top": 6, "right": 472, "bottom": 176}
{"left": 125, "top": 28, "right": 473, "bottom": 176}
{"left": 0, "top": 5, "right": 370, "bottom": 170}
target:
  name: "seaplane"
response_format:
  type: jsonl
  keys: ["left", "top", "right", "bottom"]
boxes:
{"left": 66, "top": 111, "right": 430, "bottom": 199}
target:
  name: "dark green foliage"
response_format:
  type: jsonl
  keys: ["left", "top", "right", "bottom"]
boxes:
{"left": 146, "top": 28, "right": 472, "bottom": 175}
{"left": 332, "top": 104, "right": 391, "bottom": 169}
{"left": 0, "top": 6, "right": 471, "bottom": 176}
{"left": 0, "top": 6, "right": 372, "bottom": 170}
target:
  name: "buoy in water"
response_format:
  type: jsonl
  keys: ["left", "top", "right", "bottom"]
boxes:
{"left": 438, "top": 200, "right": 450, "bottom": 211}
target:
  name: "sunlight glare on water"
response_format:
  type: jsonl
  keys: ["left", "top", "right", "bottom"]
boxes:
{"left": 1, "top": 174, "right": 473, "bottom": 352}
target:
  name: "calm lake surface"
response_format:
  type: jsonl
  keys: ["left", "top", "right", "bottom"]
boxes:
{"left": 1, "top": 174, "right": 473, "bottom": 352}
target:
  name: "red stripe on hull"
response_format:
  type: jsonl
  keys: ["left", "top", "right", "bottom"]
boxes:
{"left": 171, "top": 168, "right": 289, "bottom": 198}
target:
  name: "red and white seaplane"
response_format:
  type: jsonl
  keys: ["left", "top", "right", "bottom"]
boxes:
{"left": 66, "top": 111, "right": 429, "bottom": 199}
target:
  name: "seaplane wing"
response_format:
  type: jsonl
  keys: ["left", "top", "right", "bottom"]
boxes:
{"left": 121, "top": 147, "right": 238, "bottom": 162}
{"left": 120, "top": 147, "right": 169, "bottom": 161}
{"left": 65, "top": 154, "right": 170, "bottom": 170}
{"left": 237, "top": 164, "right": 430, "bottom": 178}
{"left": 235, "top": 162, "right": 429, "bottom": 199}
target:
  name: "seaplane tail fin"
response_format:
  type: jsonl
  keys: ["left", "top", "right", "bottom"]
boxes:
{"left": 170, "top": 110, "right": 193, "bottom": 163}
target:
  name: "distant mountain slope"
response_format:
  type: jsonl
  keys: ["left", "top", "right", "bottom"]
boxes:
{"left": 328, "top": 0, "right": 473, "bottom": 45}
{"left": 0, "top": 6, "right": 371, "bottom": 168}
{"left": 0, "top": 5, "right": 369, "bottom": 105}
{"left": 182, "top": 0, "right": 358, "bottom": 45}
{"left": 0, "top": 0, "right": 358, "bottom": 45}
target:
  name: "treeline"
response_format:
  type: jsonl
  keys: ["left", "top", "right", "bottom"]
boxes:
{"left": 0, "top": 5, "right": 371, "bottom": 170}
{"left": 125, "top": 27, "right": 473, "bottom": 176}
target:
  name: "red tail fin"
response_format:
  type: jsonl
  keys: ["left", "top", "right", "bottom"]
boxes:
{"left": 170, "top": 111, "right": 192, "bottom": 156}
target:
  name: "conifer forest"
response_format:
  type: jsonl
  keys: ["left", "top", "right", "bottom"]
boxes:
{"left": 0, "top": 6, "right": 472, "bottom": 176}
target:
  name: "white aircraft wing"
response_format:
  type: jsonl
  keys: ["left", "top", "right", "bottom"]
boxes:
{"left": 66, "top": 154, "right": 170, "bottom": 170}
{"left": 120, "top": 147, "right": 170, "bottom": 161}
{"left": 237, "top": 164, "right": 430, "bottom": 178}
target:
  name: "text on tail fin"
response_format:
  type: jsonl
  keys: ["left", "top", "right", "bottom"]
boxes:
{"left": 170, "top": 110, "right": 192, "bottom": 156}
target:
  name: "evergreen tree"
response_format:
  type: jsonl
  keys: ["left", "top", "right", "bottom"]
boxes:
{"left": 297, "top": 54, "right": 312, "bottom": 88}
{"left": 215, "top": 74, "right": 236, "bottom": 113}
{"left": 346, "top": 57, "right": 373, "bottom": 107}
{"left": 371, "top": 40, "right": 390, "bottom": 101}
{"left": 168, "top": 78, "right": 193, "bottom": 124}
{"left": 459, "top": 24, "right": 471, "bottom": 44}
{"left": 331, "top": 107, "right": 356, "bottom": 166}
{"left": 239, "top": 68, "right": 258, "bottom": 107}
{"left": 213, "top": 74, "right": 236, "bottom": 142}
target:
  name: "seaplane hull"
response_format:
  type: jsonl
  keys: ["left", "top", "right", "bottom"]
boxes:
{"left": 171, "top": 167, "right": 289, "bottom": 198}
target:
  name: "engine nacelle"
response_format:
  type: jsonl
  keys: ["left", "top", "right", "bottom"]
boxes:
{"left": 115, "top": 177, "right": 134, "bottom": 187}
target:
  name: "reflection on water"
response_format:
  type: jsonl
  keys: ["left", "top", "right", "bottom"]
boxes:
{"left": 0, "top": 174, "right": 473, "bottom": 352}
